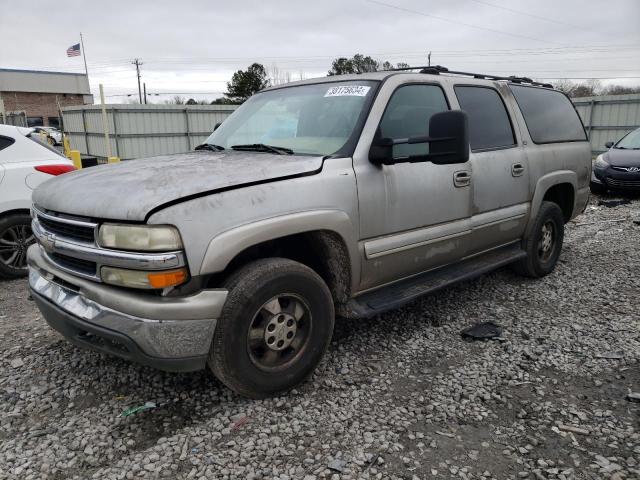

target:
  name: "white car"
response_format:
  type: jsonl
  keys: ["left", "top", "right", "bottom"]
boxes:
{"left": 31, "top": 126, "right": 63, "bottom": 145}
{"left": 0, "top": 125, "right": 75, "bottom": 278}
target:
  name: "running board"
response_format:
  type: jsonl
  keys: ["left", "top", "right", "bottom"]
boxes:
{"left": 345, "top": 244, "right": 526, "bottom": 318}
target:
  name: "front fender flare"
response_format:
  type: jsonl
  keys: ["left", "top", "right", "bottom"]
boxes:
{"left": 199, "top": 209, "right": 360, "bottom": 289}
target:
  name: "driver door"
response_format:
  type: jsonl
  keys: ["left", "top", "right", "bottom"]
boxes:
{"left": 353, "top": 81, "right": 473, "bottom": 291}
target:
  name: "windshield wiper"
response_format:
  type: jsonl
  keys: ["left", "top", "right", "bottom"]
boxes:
{"left": 194, "top": 143, "right": 225, "bottom": 152}
{"left": 231, "top": 143, "right": 294, "bottom": 155}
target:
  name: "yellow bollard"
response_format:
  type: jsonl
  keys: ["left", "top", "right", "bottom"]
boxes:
{"left": 69, "top": 150, "right": 82, "bottom": 170}
{"left": 107, "top": 157, "right": 120, "bottom": 164}
{"left": 63, "top": 135, "right": 72, "bottom": 158}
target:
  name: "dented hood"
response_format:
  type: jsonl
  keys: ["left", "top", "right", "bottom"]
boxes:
{"left": 33, "top": 151, "right": 324, "bottom": 221}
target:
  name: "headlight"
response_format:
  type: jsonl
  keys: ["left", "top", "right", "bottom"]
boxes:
{"left": 101, "top": 266, "right": 188, "bottom": 289}
{"left": 98, "top": 224, "right": 183, "bottom": 251}
{"left": 594, "top": 155, "right": 609, "bottom": 169}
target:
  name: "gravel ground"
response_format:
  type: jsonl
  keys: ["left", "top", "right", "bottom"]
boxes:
{"left": 1, "top": 194, "right": 639, "bottom": 480}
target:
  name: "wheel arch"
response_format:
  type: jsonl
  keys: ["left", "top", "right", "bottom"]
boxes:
{"left": 525, "top": 171, "right": 577, "bottom": 237}
{"left": 199, "top": 210, "right": 359, "bottom": 303}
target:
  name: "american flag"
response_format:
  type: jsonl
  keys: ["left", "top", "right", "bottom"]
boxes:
{"left": 66, "top": 43, "right": 81, "bottom": 57}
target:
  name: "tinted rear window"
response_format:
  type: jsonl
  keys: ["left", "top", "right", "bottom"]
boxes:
{"left": 454, "top": 86, "right": 515, "bottom": 151}
{"left": 510, "top": 85, "right": 586, "bottom": 143}
{"left": 0, "top": 136, "right": 15, "bottom": 151}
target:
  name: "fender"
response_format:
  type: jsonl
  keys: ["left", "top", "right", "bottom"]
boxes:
{"left": 524, "top": 170, "right": 577, "bottom": 237}
{"left": 199, "top": 209, "right": 361, "bottom": 291}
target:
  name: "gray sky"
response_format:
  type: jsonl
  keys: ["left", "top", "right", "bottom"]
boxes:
{"left": 1, "top": 0, "right": 639, "bottom": 102}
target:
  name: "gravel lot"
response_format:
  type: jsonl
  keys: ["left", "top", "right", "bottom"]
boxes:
{"left": 1, "top": 195, "right": 638, "bottom": 480}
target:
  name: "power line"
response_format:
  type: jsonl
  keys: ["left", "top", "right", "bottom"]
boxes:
{"left": 463, "top": 0, "right": 586, "bottom": 30}
{"left": 365, "top": 0, "right": 560, "bottom": 45}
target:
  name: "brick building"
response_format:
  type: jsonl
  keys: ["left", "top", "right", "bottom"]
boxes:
{"left": 0, "top": 68, "right": 93, "bottom": 128}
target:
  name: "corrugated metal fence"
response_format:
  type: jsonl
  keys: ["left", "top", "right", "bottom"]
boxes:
{"left": 572, "top": 93, "right": 640, "bottom": 155}
{"left": 62, "top": 104, "right": 237, "bottom": 160}
{"left": 62, "top": 94, "right": 640, "bottom": 160}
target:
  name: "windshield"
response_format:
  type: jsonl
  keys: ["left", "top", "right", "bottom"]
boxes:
{"left": 204, "top": 81, "right": 378, "bottom": 156}
{"left": 616, "top": 128, "right": 640, "bottom": 149}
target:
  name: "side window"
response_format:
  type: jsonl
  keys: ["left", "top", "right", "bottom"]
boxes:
{"left": 0, "top": 136, "right": 15, "bottom": 152}
{"left": 509, "top": 85, "right": 587, "bottom": 143}
{"left": 379, "top": 84, "right": 449, "bottom": 159}
{"left": 454, "top": 86, "right": 515, "bottom": 151}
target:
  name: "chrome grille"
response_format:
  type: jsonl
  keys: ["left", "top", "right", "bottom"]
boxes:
{"left": 37, "top": 216, "right": 95, "bottom": 243}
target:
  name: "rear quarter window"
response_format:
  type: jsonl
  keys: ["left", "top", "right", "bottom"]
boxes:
{"left": 509, "top": 85, "right": 586, "bottom": 144}
{"left": 0, "top": 136, "right": 15, "bottom": 152}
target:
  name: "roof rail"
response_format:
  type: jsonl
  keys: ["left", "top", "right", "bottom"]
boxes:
{"left": 387, "top": 65, "right": 554, "bottom": 89}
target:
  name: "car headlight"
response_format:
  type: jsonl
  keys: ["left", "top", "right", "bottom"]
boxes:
{"left": 594, "top": 155, "right": 609, "bottom": 169}
{"left": 98, "top": 224, "right": 183, "bottom": 251}
{"left": 101, "top": 266, "right": 188, "bottom": 289}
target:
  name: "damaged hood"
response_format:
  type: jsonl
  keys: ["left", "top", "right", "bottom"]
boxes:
{"left": 33, "top": 151, "right": 324, "bottom": 221}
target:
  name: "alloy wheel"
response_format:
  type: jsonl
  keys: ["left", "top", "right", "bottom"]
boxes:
{"left": 0, "top": 224, "right": 34, "bottom": 271}
{"left": 247, "top": 294, "right": 312, "bottom": 371}
{"left": 537, "top": 221, "right": 555, "bottom": 262}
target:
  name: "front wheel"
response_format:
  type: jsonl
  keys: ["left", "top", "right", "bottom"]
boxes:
{"left": 209, "top": 258, "right": 335, "bottom": 398}
{"left": 0, "top": 213, "right": 35, "bottom": 279}
{"left": 513, "top": 201, "right": 564, "bottom": 278}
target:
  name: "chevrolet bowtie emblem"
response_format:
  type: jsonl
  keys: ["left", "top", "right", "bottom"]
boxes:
{"left": 40, "top": 232, "right": 56, "bottom": 252}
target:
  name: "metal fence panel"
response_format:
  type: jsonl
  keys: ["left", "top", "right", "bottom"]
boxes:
{"left": 62, "top": 104, "right": 237, "bottom": 160}
{"left": 572, "top": 93, "right": 640, "bottom": 154}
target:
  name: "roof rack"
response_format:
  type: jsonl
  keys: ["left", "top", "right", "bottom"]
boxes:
{"left": 387, "top": 65, "right": 554, "bottom": 89}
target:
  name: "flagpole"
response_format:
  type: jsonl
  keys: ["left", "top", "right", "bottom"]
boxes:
{"left": 80, "top": 32, "right": 89, "bottom": 78}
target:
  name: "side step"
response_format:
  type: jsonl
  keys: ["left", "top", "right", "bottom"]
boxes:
{"left": 345, "top": 243, "right": 526, "bottom": 318}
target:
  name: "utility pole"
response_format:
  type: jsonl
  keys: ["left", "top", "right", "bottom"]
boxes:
{"left": 143, "top": 82, "right": 147, "bottom": 104}
{"left": 428, "top": 51, "right": 431, "bottom": 67}
{"left": 132, "top": 58, "right": 143, "bottom": 104}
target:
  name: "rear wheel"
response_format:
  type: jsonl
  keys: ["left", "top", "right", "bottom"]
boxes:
{"left": 0, "top": 213, "right": 34, "bottom": 279}
{"left": 513, "top": 201, "right": 564, "bottom": 278}
{"left": 209, "top": 258, "right": 335, "bottom": 398}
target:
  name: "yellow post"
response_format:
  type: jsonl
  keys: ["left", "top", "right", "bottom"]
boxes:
{"left": 63, "top": 135, "right": 72, "bottom": 158}
{"left": 107, "top": 156, "right": 120, "bottom": 164}
{"left": 69, "top": 150, "right": 82, "bottom": 170}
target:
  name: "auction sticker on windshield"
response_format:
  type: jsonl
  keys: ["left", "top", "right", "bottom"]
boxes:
{"left": 325, "top": 85, "right": 371, "bottom": 97}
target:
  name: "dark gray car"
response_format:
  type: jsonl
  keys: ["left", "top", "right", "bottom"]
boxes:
{"left": 591, "top": 127, "right": 640, "bottom": 193}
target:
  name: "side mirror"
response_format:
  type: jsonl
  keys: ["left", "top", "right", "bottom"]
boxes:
{"left": 214, "top": 122, "right": 222, "bottom": 131}
{"left": 605, "top": 141, "right": 614, "bottom": 149}
{"left": 369, "top": 110, "right": 469, "bottom": 165}
{"left": 428, "top": 110, "right": 470, "bottom": 165}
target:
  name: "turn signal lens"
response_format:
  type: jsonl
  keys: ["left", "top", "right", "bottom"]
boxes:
{"left": 34, "top": 164, "right": 76, "bottom": 176}
{"left": 147, "top": 269, "right": 188, "bottom": 289}
{"left": 101, "top": 266, "right": 188, "bottom": 289}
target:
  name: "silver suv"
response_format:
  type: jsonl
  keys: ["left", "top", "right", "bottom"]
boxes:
{"left": 27, "top": 68, "right": 591, "bottom": 398}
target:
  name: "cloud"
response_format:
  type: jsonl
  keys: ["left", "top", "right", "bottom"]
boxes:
{"left": 1, "top": 0, "right": 638, "bottom": 101}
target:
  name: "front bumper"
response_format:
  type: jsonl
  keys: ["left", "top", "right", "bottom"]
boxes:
{"left": 592, "top": 167, "right": 640, "bottom": 190}
{"left": 28, "top": 245, "right": 228, "bottom": 372}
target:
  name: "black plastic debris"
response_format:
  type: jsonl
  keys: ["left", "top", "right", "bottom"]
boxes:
{"left": 460, "top": 321, "right": 503, "bottom": 341}
{"left": 598, "top": 199, "right": 631, "bottom": 208}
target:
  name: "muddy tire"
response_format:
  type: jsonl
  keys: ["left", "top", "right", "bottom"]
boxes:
{"left": 513, "top": 201, "right": 564, "bottom": 278}
{"left": 209, "top": 258, "right": 334, "bottom": 398}
{"left": 0, "top": 213, "right": 34, "bottom": 279}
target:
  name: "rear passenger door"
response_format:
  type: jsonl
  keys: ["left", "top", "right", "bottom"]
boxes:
{"left": 453, "top": 85, "right": 530, "bottom": 255}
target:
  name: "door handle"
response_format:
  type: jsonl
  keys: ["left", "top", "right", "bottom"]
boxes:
{"left": 453, "top": 170, "right": 471, "bottom": 187}
{"left": 512, "top": 163, "right": 525, "bottom": 177}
